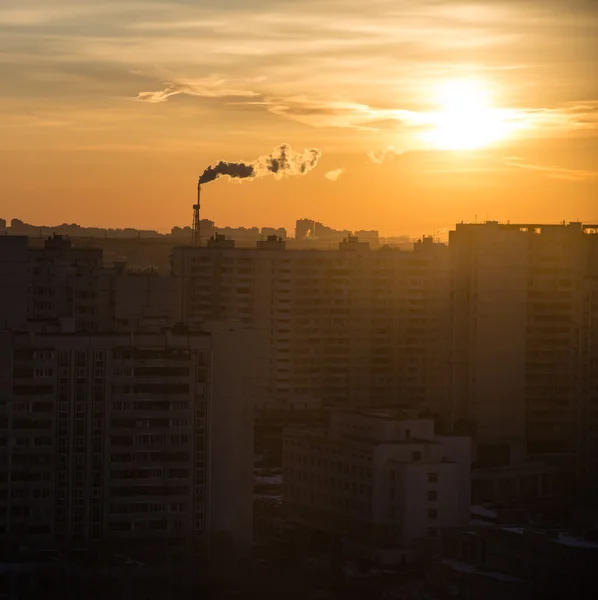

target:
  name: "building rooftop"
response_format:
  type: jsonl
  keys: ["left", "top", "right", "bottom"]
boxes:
{"left": 338, "top": 408, "right": 420, "bottom": 422}
{"left": 436, "top": 558, "right": 528, "bottom": 584}
{"left": 457, "top": 524, "right": 598, "bottom": 551}
{"left": 285, "top": 425, "right": 441, "bottom": 449}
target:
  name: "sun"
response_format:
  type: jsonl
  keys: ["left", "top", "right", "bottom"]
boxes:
{"left": 427, "top": 80, "right": 510, "bottom": 150}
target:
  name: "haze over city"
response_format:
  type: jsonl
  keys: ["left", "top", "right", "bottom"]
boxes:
{"left": 1, "top": 2, "right": 598, "bottom": 599}
{"left": 1, "top": 0, "right": 597, "bottom": 235}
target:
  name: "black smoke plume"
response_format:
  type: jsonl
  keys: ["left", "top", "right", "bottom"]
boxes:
{"left": 199, "top": 144, "right": 321, "bottom": 185}
{"left": 199, "top": 162, "right": 254, "bottom": 185}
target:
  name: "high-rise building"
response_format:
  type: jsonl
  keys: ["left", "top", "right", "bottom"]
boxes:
{"left": 172, "top": 234, "right": 450, "bottom": 411}
{"left": 282, "top": 409, "right": 471, "bottom": 564}
{"left": 27, "top": 234, "right": 113, "bottom": 331}
{"left": 0, "top": 234, "right": 177, "bottom": 334}
{"left": 449, "top": 222, "right": 598, "bottom": 500}
{"left": 0, "top": 236, "right": 28, "bottom": 329}
{"left": 0, "top": 322, "right": 256, "bottom": 568}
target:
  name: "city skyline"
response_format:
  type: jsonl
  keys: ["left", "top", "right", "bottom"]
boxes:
{"left": 1, "top": 1, "right": 597, "bottom": 235}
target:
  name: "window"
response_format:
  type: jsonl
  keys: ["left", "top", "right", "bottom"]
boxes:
{"left": 428, "top": 509, "right": 437, "bottom": 519}
{"left": 427, "top": 528, "right": 437, "bottom": 538}
{"left": 34, "top": 368, "right": 53, "bottom": 378}
{"left": 412, "top": 451, "right": 422, "bottom": 462}
{"left": 428, "top": 472, "right": 438, "bottom": 483}
{"left": 428, "top": 491, "right": 437, "bottom": 502}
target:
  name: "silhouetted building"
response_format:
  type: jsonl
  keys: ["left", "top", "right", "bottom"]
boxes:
{"left": 449, "top": 221, "right": 598, "bottom": 502}
{"left": 255, "top": 397, "right": 326, "bottom": 465}
{"left": 27, "top": 235, "right": 112, "bottom": 331}
{"left": 0, "top": 235, "right": 176, "bottom": 333}
{"left": 471, "top": 460, "right": 572, "bottom": 509}
{"left": 282, "top": 409, "right": 471, "bottom": 564}
{"left": 172, "top": 235, "right": 450, "bottom": 410}
{"left": 294, "top": 219, "right": 379, "bottom": 249}
{"left": 0, "top": 322, "right": 256, "bottom": 570}
{"left": 427, "top": 523, "right": 598, "bottom": 599}
{"left": 0, "top": 236, "right": 28, "bottom": 329}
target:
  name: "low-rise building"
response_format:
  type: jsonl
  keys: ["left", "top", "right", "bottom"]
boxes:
{"left": 472, "top": 460, "right": 573, "bottom": 508}
{"left": 282, "top": 409, "right": 471, "bottom": 564}
{"left": 255, "top": 397, "right": 326, "bottom": 465}
{"left": 426, "top": 524, "right": 598, "bottom": 599}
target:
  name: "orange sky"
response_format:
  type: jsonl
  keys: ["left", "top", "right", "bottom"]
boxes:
{"left": 1, "top": 0, "right": 597, "bottom": 236}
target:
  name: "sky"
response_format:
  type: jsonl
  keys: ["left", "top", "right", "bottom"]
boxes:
{"left": 1, "top": 0, "right": 597, "bottom": 236}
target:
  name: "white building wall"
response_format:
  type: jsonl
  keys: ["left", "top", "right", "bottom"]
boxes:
{"left": 283, "top": 411, "right": 471, "bottom": 557}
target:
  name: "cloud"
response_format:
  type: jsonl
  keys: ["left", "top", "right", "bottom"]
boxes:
{"left": 325, "top": 168, "right": 344, "bottom": 181}
{"left": 504, "top": 157, "right": 598, "bottom": 181}
{"left": 264, "top": 97, "right": 421, "bottom": 130}
{"left": 134, "top": 79, "right": 428, "bottom": 130}
{"left": 2, "top": 0, "right": 598, "bottom": 154}
{"left": 368, "top": 146, "right": 405, "bottom": 164}
{"left": 502, "top": 102, "right": 598, "bottom": 134}
{"left": 135, "top": 76, "right": 262, "bottom": 103}
{"left": 133, "top": 76, "right": 598, "bottom": 148}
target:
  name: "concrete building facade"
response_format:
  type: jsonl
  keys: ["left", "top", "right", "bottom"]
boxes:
{"left": 427, "top": 524, "right": 598, "bottom": 600}
{"left": 0, "top": 236, "right": 28, "bottom": 330}
{"left": 282, "top": 409, "right": 471, "bottom": 564}
{"left": 172, "top": 235, "right": 451, "bottom": 411}
{"left": 0, "top": 234, "right": 177, "bottom": 335}
{"left": 449, "top": 221, "right": 598, "bottom": 500}
{"left": 0, "top": 323, "right": 255, "bottom": 568}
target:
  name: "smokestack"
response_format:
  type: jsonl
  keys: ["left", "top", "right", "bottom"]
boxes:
{"left": 193, "top": 144, "right": 321, "bottom": 246}
{"left": 192, "top": 179, "right": 201, "bottom": 247}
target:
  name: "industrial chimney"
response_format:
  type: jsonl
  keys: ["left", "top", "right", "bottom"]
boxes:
{"left": 192, "top": 179, "right": 201, "bottom": 246}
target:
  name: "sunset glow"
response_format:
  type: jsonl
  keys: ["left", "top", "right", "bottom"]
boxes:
{"left": 427, "top": 80, "right": 512, "bottom": 151}
{"left": 0, "top": 1, "right": 596, "bottom": 234}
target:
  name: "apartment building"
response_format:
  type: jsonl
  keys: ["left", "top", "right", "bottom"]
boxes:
{"left": 172, "top": 234, "right": 450, "bottom": 410}
{"left": 0, "top": 234, "right": 177, "bottom": 334}
{"left": 449, "top": 222, "right": 598, "bottom": 482}
{"left": 26, "top": 234, "right": 114, "bottom": 331}
{"left": 427, "top": 524, "right": 598, "bottom": 600}
{"left": 282, "top": 409, "right": 470, "bottom": 564}
{"left": 0, "top": 322, "right": 256, "bottom": 567}
{"left": 0, "top": 236, "right": 28, "bottom": 329}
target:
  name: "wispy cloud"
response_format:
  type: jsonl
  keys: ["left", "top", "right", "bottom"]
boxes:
{"left": 325, "top": 168, "right": 344, "bottom": 181}
{"left": 504, "top": 157, "right": 598, "bottom": 181}
{"left": 368, "top": 146, "right": 405, "bottom": 164}
{"left": 135, "top": 76, "right": 262, "bottom": 103}
{"left": 134, "top": 76, "right": 598, "bottom": 144}
{"left": 507, "top": 102, "right": 598, "bottom": 134}
{"left": 135, "top": 80, "right": 427, "bottom": 130}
